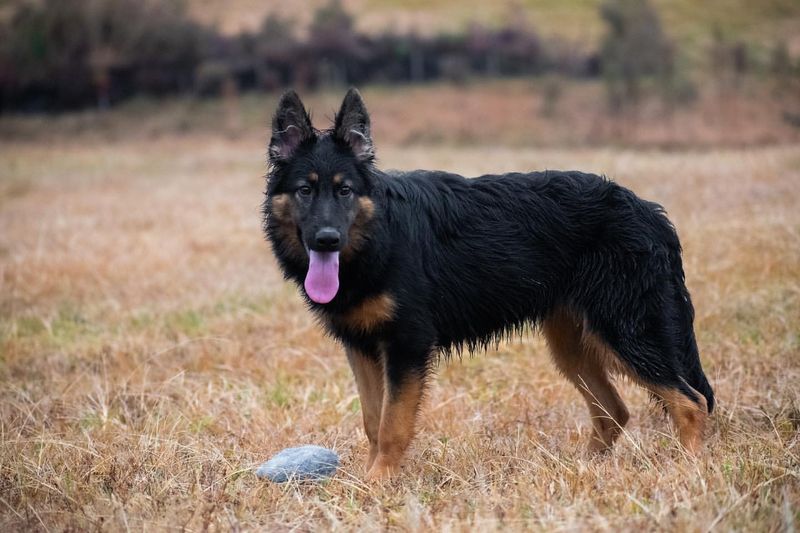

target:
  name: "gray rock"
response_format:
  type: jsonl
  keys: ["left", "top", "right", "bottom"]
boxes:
{"left": 255, "top": 445, "right": 339, "bottom": 483}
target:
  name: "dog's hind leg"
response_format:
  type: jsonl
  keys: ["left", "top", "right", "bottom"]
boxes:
{"left": 590, "top": 310, "right": 710, "bottom": 454}
{"left": 647, "top": 383, "right": 708, "bottom": 454}
{"left": 543, "top": 307, "right": 630, "bottom": 453}
{"left": 346, "top": 346, "right": 385, "bottom": 471}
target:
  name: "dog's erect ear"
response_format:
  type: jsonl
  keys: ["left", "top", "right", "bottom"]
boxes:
{"left": 333, "top": 88, "right": 374, "bottom": 162}
{"left": 270, "top": 90, "right": 314, "bottom": 162}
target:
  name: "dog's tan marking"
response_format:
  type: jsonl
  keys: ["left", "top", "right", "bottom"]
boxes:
{"left": 342, "top": 197, "right": 376, "bottom": 261}
{"left": 367, "top": 375, "right": 424, "bottom": 481}
{"left": 269, "top": 193, "right": 291, "bottom": 220}
{"left": 357, "top": 196, "right": 375, "bottom": 219}
{"left": 308, "top": 171, "right": 318, "bottom": 183}
{"left": 268, "top": 193, "right": 305, "bottom": 260}
{"left": 333, "top": 173, "right": 343, "bottom": 185}
{"left": 336, "top": 293, "right": 395, "bottom": 333}
{"left": 543, "top": 307, "right": 630, "bottom": 452}
{"left": 649, "top": 384, "right": 708, "bottom": 454}
{"left": 346, "top": 347, "right": 385, "bottom": 470}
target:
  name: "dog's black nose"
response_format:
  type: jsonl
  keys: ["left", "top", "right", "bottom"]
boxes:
{"left": 314, "top": 227, "right": 341, "bottom": 250}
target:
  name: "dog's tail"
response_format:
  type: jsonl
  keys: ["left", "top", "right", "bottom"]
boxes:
{"left": 671, "top": 254, "right": 715, "bottom": 413}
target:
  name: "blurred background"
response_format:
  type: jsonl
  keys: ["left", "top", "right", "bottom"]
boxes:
{"left": 1, "top": 1, "right": 799, "bottom": 531}
{"left": 1, "top": 0, "right": 799, "bottom": 145}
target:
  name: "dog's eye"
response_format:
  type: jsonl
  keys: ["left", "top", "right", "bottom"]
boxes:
{"left": 338, "top": 186, "right": 352, "bottom": 197}
{"left": 297, "top": 185, "right": 312, "bottom": 197}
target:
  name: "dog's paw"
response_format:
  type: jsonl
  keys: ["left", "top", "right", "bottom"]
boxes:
{"left": 365, "top": 456, "right": 400, "bottom": 482}
{"left": 365, "top": 446, "right": 378, "bottom": 472}
{"left": 587, "top": 435, "right": 614, "bottom": 454}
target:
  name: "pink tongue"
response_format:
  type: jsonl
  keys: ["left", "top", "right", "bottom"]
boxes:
{"left": 304, "top": 251, "right": 340, "bottom": 304}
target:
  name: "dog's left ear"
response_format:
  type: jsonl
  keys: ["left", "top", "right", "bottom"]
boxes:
{"left": 333, "top": 88, "right": 374, "bottom": 163}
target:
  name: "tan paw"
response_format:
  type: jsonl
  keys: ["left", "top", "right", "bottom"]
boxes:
{"left": 365, "top": 445, "right": 378, "bottom": 472}
{"left": 365, "top": 456, "right": 399, "bottom": 481}
{"left": 587, "top": 433, "right": 614, "bottom": 454}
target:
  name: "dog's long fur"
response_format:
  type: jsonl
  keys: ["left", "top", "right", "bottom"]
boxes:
{"left": 263, "top": 88, "right": 714, "bottom": 479}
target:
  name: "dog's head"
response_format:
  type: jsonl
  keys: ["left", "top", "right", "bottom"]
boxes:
{"left": 265, "top": 88, "right": 377, "bottom": 304}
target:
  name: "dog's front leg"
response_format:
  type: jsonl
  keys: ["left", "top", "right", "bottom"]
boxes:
{"left": 366, "top": 346, "right": 427, "bottom": 481}
{"left": 345, "top": 346, "right": 384, "bottom": 471}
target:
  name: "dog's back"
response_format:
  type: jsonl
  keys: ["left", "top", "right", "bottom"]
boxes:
{"left": 375, "top": 170, "right": 684, "bottom": 354}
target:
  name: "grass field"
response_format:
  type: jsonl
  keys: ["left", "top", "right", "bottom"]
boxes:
{"left": 1, "top": 87, "right": 799, "bottom": 530}
{"left": 3, "top": 80, "right": 798, "bottom": 148}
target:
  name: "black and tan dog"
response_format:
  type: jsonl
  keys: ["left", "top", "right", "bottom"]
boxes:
{"left": 263, "top": 88, "right": 714, "bottom": 480}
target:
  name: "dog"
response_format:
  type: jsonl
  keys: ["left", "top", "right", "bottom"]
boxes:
{"left": 262, "top": 88, "right": 714, "bottom": 480}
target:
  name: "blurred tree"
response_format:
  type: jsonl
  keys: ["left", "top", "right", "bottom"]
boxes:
{"left": 769, "top": 41, "right": 792, "bottom": 79}
{"left": 768, "top": 40, "right": 799, "bottom": 99}
{"left": 255, "top": 14, "right": 298, "bottom": 89}
{"left": 0, "top": 0, "right": 203, "bottom": 110}
{"left": 708, "top": 27, "right": 756, "bottom": 93}
{"left": 539, "top": 75, "right": 563, "bottom": 118}
{"left": 308, "top": 0, "right": 365, "bottom": 87}
{"left": 599, "top": 0, "right": 674, "bottom": 112}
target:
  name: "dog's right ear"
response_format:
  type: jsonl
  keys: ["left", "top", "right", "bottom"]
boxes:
{"left": 333, "top": 88, "right": 374, "bottom": 163}
{"left": 269, "top": 90, "right": 314, "bottom": 163}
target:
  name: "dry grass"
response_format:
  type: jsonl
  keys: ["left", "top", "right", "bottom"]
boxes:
{"left": 1, "top": 120, "right": 799, "bottom": 529}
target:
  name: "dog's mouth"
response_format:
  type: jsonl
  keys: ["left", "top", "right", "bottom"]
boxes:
{"left": 304, "top": 250, "right": 340, "bottom": 304}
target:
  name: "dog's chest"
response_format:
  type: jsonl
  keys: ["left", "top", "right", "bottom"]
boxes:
{"left": 320, "top": 292, "right": 396, "bottom": 338}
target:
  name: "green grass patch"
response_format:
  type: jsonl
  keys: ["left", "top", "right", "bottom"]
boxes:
{"left": 266, "top": 378, "right": 292, "bottom": 409}
{"left": 164, "top": 309, "right": 205, "bottom": 337}
{"left": 1, "top": 291, "right": 277, "bottom": 355}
